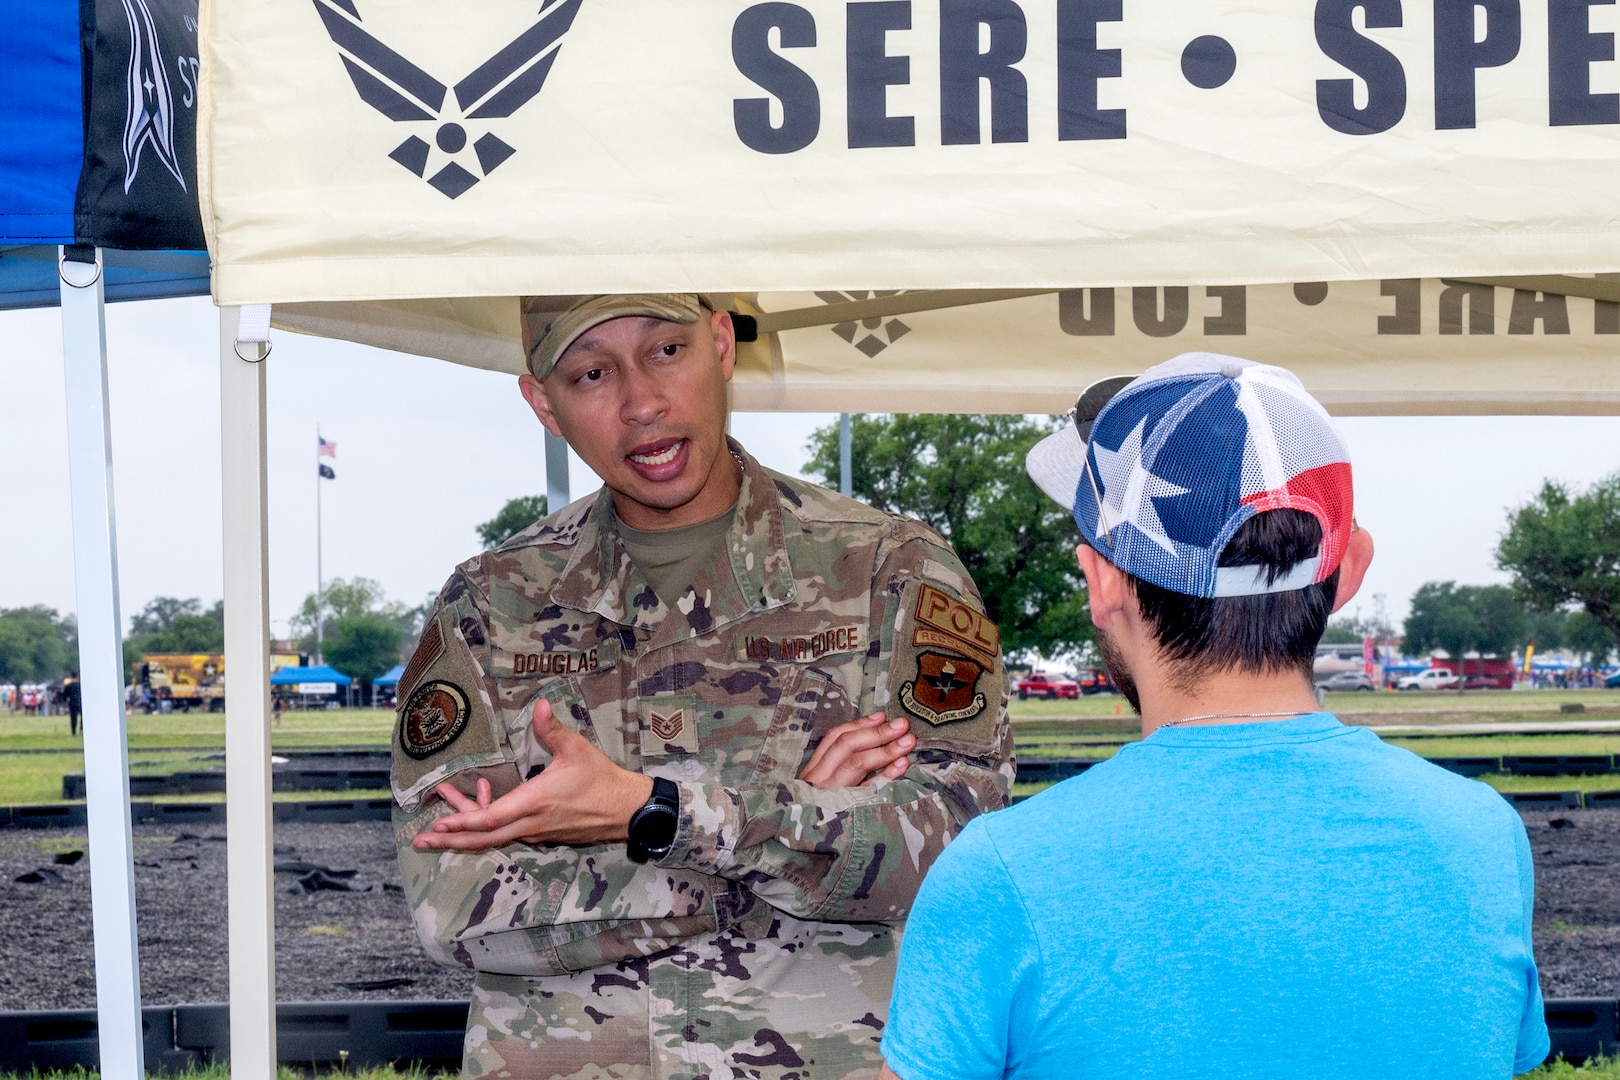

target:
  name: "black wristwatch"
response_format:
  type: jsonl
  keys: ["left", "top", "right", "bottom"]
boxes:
{"left": 627, "top": 776, "right": 680, "bottom": 863}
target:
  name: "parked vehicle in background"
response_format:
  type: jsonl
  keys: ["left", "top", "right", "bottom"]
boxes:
{"left": 1016, "top": 672, "right": 1080, "bottom": 700}
{"left": 1074, "top": 667, "right": 1117, "bottom": 694}
{"left": 1604, "top": 671, "right": 1620, "bottom": 689}
{"left": 1316, "top": 670, "right": 1376, "bottom": 692}
{"left": 1312, "top": 642, "right": 1365, "bottom": 681}
{"left": 1429, "top": 656, "right": 1516, "bottom": 690}
{"left": 138, "top": 654, "right": 226, "bottom": 712}
{"left": 1396, "top": 668, "right": 1462, "bottom": 692}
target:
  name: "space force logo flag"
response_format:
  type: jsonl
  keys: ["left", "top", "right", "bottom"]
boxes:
{"left": 121, "top": 0, "right": 188, "bottom": 193}
{"left": 311, "top": 0, "right": 582, "bottom": 198}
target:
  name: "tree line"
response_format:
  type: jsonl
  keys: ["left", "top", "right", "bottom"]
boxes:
{"left": 5, "top": 422, "right": 1618, "bottom": 683}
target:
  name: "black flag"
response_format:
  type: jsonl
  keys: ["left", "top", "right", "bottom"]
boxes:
{"left": 319, "top": 464, "right": 336, "bottom": 480}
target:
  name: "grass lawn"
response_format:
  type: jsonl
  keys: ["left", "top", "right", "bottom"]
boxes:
{"left": 3, "top": 695, "right": 1620, "bottom": 809}
{"left": 0, "top": 708, "right": 395, "bottom": 752}
{"left": 0, "top": 709, "right": 395, "bottom": 806}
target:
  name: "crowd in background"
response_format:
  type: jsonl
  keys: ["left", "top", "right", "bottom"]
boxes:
{"left": 1, "top": 682, "right": 64, "bottom": 715}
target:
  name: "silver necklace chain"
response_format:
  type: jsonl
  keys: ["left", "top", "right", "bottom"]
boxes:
{"left": 1155, "top": 709, "right": 1310, "bottom": 729}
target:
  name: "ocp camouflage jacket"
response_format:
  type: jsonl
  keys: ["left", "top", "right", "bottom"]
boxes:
{"left": 392, "top": 439, "right": 1013, "bottom": 1080}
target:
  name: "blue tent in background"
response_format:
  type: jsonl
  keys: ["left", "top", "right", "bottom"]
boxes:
{"left": 373, "top": 665, "right": 405, "bottom": 688}
{"left": 269, "top": 664, "right": 353, "bottom": 688}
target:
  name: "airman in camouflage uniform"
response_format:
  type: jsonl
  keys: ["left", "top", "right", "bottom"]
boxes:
{"left": 393, "top": 294, "right": 1013, "bottom": 1080}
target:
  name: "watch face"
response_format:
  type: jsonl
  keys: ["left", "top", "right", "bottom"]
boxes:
{"left": 632, "top": 805, "right": 678, "bottom": 854}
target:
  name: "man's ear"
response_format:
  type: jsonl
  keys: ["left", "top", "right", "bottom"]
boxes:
{"left": 1330, "top": 525, "right": 1375, "bottom": 614}
{"left": 710, "top": 308, "right": 736, "bottom": 382}
{"left": 1076, "top": 544, "right": 1129, "bottom": 631}
{"left": 518, "top": 372, "right": 564, "bottom": 438}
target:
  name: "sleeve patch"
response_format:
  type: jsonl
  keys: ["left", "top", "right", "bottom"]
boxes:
{"left": 399, "top": 681, "right": 471, "bottom": 759}
{"left": 889, "top": 577, "right": 1007, "bottom": 752}
{"left": 900, "top": 652, "right": 989, "bottom": 726}
{"left": 391, "top": 613, "right": 518, "bottom": 811}
{"left": 913, "top": 583, "right": 999, "bottom": 667}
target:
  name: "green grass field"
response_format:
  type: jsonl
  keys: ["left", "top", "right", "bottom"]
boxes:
{"left": 3, "top": 693, "right": 1620, "bottom": 809}
{"left": 0, "top": 707, "right": 395, "bottom": 805}
{"left": 0, "top": 708, "right": 396, "bottom": 753}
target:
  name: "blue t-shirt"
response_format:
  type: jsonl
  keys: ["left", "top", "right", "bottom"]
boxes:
{"left": 883, "top": 714, "right": 1547, "bottom": 1080}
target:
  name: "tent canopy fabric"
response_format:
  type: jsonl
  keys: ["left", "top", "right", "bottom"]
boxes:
{"left": 272, "top": 280, "right": 1620, "bottom": 416}
{"left": 201, "top": 0, "right": 1620, "bottom": 415}
{"left": 0, "top": 246, "right": 209, "bottom": 311}
{"left": 373, "top": 664, "right": 405, "bottom": 687}
{"left": 201, "top": 0, "right": 1620, "bottom": 306}
{"left": 269, "top": 664, "right": 353, "bottom": 687}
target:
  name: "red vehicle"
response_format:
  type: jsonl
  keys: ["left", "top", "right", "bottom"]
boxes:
{"left": 1429, "top": 656, "right": 1516, "bottom": 690}
{"left": 1075, "top": 667, "right": 1117, "bottom": 695}
{"left": 1015, "top": 672, "right": 1080, "bottom": 700}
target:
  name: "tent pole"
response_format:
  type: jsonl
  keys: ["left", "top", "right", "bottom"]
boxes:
{"left": 545, "top": 429, "right": 570, "bottom": 511}
{"left": 839, "top": 414, "right": 853, "bottom": 497}
{"left": 221, "top": 305, "right": 277, "bottom": 1079}
{"left": 58, "top": 245, "right": 144, "bottom": 1080}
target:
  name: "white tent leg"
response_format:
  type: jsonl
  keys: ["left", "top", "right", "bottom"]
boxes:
{"left": 58, "top": 246, "right": 144, "bottom": 1080}
{"left": 545, "top": 429, "right": 570, "bottom": 510}
{"left": 220, "top": 305, "right": 277, "bottom": 1077}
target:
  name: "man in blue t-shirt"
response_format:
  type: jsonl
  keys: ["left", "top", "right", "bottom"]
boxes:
{"left": 880, "top": 354, "right": 1547, "bottom": 1080}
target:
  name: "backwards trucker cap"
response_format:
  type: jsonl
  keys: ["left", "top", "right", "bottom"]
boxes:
{"left": 521, "top": 294, "right": 708, "bottom": 380}
{"left": 1026, "top": 353, "right": 1353, "bottom": 599}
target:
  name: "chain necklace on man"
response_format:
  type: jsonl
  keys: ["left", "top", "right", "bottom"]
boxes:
{"left": 1155, "top": 709, "right": 1310, "bottom": 729}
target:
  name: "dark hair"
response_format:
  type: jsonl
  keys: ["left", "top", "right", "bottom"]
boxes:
{"left": 1128, "top": 509, "right": 1338, "bottom": 689}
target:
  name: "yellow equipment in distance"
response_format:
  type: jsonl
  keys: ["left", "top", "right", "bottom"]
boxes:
{"left": 137, "top": 653, "right": 225, "bottom": 713}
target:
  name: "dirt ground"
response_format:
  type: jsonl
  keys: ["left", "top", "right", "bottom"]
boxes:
{"left": 0, "top": 821, "right": 472, "bottom": 1010}
{"left": 1, "top": 811, "right": 1617, "bottom": 1011}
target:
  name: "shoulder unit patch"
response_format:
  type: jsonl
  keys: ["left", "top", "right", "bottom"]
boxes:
{"left": 400, "top": 680, "right": 471, "bottom": 760}
{"left": 899, "top": 651, "right": 989, "bottom": 726}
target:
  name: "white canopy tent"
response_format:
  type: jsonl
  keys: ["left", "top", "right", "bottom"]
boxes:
{"left": 76, "top": 0, "right": 1614, "bottom": 1074}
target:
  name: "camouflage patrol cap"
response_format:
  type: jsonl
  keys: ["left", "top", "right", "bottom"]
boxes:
{"left": 521, "top": 294, "right": 709, "bottom": 379}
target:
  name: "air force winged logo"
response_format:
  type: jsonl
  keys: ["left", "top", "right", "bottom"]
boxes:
{"left": 121, "top": 0, "right": 187, "bottom": 193}
{"left": 815, "top": 291, "right": 913, "bottom": 358}
{"left": 312, "top": 0, "right": 583, "bottom": 198}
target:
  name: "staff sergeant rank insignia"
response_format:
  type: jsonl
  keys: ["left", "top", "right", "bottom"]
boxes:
{"left": 400, "top": 680, "right": 471, "bottom": 759}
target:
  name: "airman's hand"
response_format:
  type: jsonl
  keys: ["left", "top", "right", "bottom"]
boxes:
{"left": 797, "top": 713, "right": 914, "bottom": 788}
{"left": 412, "top": 698, "right": 652, "bottom": 852}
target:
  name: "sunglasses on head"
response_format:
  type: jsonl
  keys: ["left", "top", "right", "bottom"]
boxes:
{"left": 1069, "top": 376, "right": 1135, "bottom": 442}
{"left": 1068, "top": 376, "right": 1135, "bottom": 545}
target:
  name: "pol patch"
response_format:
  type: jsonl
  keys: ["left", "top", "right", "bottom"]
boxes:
{"left": 400, "top": 680, "right": 471, "bottom": 759}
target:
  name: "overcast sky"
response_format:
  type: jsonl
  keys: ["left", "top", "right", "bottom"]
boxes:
{"left": 4, "top": 295, "right": 1619, "bottom": 640}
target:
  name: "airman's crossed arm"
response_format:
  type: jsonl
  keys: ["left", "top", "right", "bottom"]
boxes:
{"left": 664, "top": 539, "right": 1013, "bottom": 923}
{"left": 394, "top": 540, "right": 1011, "bottom": 977}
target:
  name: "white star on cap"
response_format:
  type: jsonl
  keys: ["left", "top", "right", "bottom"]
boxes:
{"left": 1092, "top": 418, "right": 1190, "bottom": 556}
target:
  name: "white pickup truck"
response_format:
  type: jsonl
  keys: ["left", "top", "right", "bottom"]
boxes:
{"left": 1396, "top": 668, "right": 1461, "bottom": 691}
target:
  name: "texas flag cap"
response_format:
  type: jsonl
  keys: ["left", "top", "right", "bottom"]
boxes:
{"left": 1026, "top": 353, "right": 1353, "bottom": 599}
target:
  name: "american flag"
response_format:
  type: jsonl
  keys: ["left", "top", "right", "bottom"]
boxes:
{"left": 318, "top": 437, "right": 337, "bottom": 458}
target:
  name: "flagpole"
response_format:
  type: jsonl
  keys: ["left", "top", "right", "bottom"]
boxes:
{"left": 315, "top": 423, "right": 324, "bottom": 666}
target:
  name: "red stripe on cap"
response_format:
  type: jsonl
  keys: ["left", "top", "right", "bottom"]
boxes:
{"left": 1239, "top": 461, "right": 1354, "bottom": 582}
